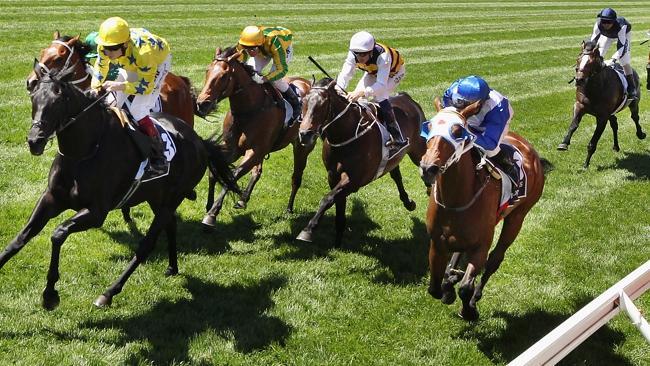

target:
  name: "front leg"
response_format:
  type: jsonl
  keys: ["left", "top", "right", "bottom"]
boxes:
{"left": 427, "top": 236, "right": 449, "bottom": 300}
{"left": 558, "top": 102, "right": 585, "bottom": 150}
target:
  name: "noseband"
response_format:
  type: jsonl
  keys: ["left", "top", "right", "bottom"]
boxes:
{"left": 37, "top": 40, "right": 89, "bottom": 86}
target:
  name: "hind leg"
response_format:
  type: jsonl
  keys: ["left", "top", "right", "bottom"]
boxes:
{"left": 630, "top": 101, "right": 646, "bottom": 140}
{"left": 164, "top": 212, "right": 178, "bottom": 276}
{"left": 608, "top": 115, "right": 620, "bottom": 152}
{"left": 441, "top": 252, "right": 462, "bottom": 304}
{"left": 558, "top": 103, "right": 585, "bottom": 151}
{"left": 584, "top": 117, "right": 608, "bottom": 168}
{"left": 234, "top": 163, "right": 263, "bottom": 209}
{"left": 389, "top": 166, "right": 416, "bottom": 211}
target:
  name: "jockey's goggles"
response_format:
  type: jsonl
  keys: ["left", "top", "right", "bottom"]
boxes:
{"left": 103, "top": 43, "right": 124, "bottom": 52}
{"left": 352, "top": 50, "right": 371, "bottom": 57}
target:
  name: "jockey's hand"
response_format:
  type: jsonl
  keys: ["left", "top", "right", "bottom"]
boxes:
{"left": 87, "top": 88, "right": 100, "bottom": 98}
{"left": 605, "top": 58, "right": 617, "bottom": 67}
{"left": 252, "top": 74, "right": 267, "bottom": 84}
{"left": 103, "top": 80, "right": 126, "bottom": 92}
{"left": 347, "top": 90, "right": 366, "bottom": 102}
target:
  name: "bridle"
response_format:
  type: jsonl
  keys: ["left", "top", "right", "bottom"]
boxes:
{"left": 37, "top": 40, "right": 90, "bottom": 86}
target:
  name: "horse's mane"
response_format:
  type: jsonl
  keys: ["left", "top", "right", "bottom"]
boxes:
{"left": 314, "top": 77, "right": 333, "bottom": 87}
{"left": 57, "top": 35, "right": 92, "bottom": 60}
{"left": 216, "top": 46, "right": 256, "bottom": 77}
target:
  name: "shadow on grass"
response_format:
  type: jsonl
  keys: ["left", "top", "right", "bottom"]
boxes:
{"left": 75, "top": 273, "right": 290, "bottom": 364}
{"left": 457, "top": 299, "right": 633, "bottom": 365}
{"left": 275, "top": 198, "right": 429, "bottom": 285}
{"left": 597, "top": 151, "right": 650, "bottom": 180}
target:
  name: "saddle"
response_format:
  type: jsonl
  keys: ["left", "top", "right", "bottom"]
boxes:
{"left": 264, "top": 83, "right": 300, "bottom": 127}
{"left": 110, "top": 107, "right": 153, "bottom": 160}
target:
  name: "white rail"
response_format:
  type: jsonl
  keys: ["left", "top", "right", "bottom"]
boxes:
{"left": 509, "top": 260, "right": 650, "bottom": 366}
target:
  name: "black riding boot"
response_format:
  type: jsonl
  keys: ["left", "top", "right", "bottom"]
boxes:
{"left": 148, "top": 134, "right": 168, "bottom": 175}
{"left": 625, "top": 74, "right": 638, "bottom": 100}
{"left": 378, "top": 100, "right": 407, "bottom": 148}
{"left": 646, "top": 64, "right": 650, "bottom": 91}
{"left": 282, "top": 86, "right": 302, "bottom": 123}
{"left": 491, "top": 149, "right": 519, "bottom": 195}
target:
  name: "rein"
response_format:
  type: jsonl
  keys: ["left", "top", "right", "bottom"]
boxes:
{"left": 59, "top": 91, "right": 111, "bottom": 132}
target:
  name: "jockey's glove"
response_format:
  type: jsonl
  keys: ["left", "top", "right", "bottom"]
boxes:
{"left": 252, "top": 73, "right": 265, "bottom": 84}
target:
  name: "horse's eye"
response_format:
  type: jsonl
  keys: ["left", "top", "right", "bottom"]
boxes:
{"left": 450, "top": 125, "right": 465, "bottom": 139}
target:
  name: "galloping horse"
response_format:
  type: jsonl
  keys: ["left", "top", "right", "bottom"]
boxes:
{"left": 1, "top": 64, "right": 237, "bottom": 309}
{"left": 195, "top": 47, "right": 314, "bottom": 228}
{"left": 419, "top": 101, "right": 546, "bottom": 321}
{"left": 26, "top": 32, "right": 196, "bottom": 127}
{"left": 558, "top": 40, "right": 645, "bottom": 168}
{"left": 296, "top": 79, "right": 427, "bottom": 247}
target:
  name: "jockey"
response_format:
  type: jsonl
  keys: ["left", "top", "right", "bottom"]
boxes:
{"left": 590, "top": 7, "right": 637, "bottom": 100}
{"left": 236, "top": 25, "right": 301, "bottom": 122}
{"left": 442, "top": 75, "right": 519, "bottom": 193}
{"left": 90, "top": 17, "right": 172, "bottom": 175}
{"left": 83, "top": 31, "right": 119, "bottom": 81}
{"left": 336, "top": 31, "right": 407, "bottom": 148}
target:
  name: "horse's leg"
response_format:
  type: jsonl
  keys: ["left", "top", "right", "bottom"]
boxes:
{"left": 608, "top": 115, "right": 620, "bottom": 152}
{"left": 427, "top": 237, "right": 449, "bottom": 300}
{"left": 234, "top": 162, "right": 263, "bottom": 209}
{"left": 0, "top": 192, "right": 64, "bottom": 269}
{"left": 286, "top": 140, "right": 315, "bottom": 214}
{"left": 441, "top": 252, "right": 462, "bottom": 304}
{"left": 205, "top": 169, "right": 216, "bottom": 212}
{"left": 164, "top": 212, "right": 178, "bottom": 277}
{"left": 584, "top": 116, "right": 609, "bottom": 168}
{"left": 389, "top": 166, "right": 416, "bottom": 211}
{"left": 121, "top": 207, "right": 132, "bottom": 223}
{"left": 296, "top": 173, "right": 350, "bottom": 243}
{"left": 630, "top": 100, "right": 646, "bottom": 140}
{"left": 470, "top": 213, "right": 525, "bottom": 314}
{"left": 457, "top": 246, "right": 489, "bottom": 321}
{"left": 94, "top": 206, "right": 177, "bottom": 307}
{"left": 202, "top": 161, "right": 252, "bottom": 228}
{"left": 558, "top": 103, "right": 585, "bottom": 151}
{"left": 44, "top": 208, "right": 108, "bottom": 310}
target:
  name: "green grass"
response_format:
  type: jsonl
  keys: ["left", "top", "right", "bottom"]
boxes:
{"left": 1, "top": 1, "right": 649, "bottom": 365}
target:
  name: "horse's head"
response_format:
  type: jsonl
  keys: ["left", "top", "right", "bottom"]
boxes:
{"left": 26, "top": 32, "right": 89, "bottom": 92}
{"left": 298, "top": 78, "right": 339, "bottom": 146}
{"left": 28, "top": 61, "right": 87, "bottom": 155}
{"left": 575, "top": 40, "right": 603, "bottom": 87}
{"left": 419, "top": 101, "right": 481, "bottom": 186}
{"left": 196, "top": 47, "right": 246, "bottom": 117}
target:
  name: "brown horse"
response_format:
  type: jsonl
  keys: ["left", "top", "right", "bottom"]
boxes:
{"left": 26, "top": 32, "right": 196, "bottom": 127}
{"left": 558, "top": 40, "right": 645, "bottom": 168}
{"left": 419, "top": 101, "right": 546, "bottom": 321}
{"left": 195, "top": 47, "right": 315, "bottom": 228}
{"left": 296, "top": 79, "right": 427, "bottom": 247}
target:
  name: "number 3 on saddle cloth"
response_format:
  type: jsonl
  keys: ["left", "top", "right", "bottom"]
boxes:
{"left": 488, "top": 143, "right": 527, "bottom": 217}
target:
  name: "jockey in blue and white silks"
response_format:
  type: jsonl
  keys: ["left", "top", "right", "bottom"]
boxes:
{"left": 590, "top": 7, "right": 637, "bottom": 99}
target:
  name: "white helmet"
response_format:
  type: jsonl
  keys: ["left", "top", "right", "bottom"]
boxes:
{"left": 349, "top": 31, "right": 375, "bottom": 53}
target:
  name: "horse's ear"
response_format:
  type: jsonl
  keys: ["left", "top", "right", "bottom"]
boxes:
{"left": 214, "top": 47, "right": 221, "bottom": 59}
{"left": 33, "top": 58, "right": 43, "bottom": 77}
{"left": 327, "top": 79, "right": 337, "bottom": 91}
{"left": 226, "top": 50, "right": 242, "bottom": 63}
{"left": 53, "top": 30, "right": 60, "bottom": 40}
{"left": 433, "top": 96, "right": 443, "bottom": 112}
{"left": 70, "top": 35, "right": 80, "bottom": 44}
{"left": 459, "top": 100, "right": 482, "bottom": 119}
{"left": 581, "top": 39, "right": 586, "bottom": 48}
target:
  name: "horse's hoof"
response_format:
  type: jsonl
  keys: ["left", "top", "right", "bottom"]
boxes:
{"left": 638, "top": 131, "right": 647, "bottom": 140}
{"left": 296, "top": 230, "right": 313, "bottom": 242}
{"left": 441, "top": 291, "right": 457, "bottom": 305}
{"left": 613, "top": 145, "right": 620, "bottom": 152}
{"left": 233, "top": 200, "right": 246, "bottom": 209}
{"left": 427, "top": 286, "right": 442, "bottom": 299}
{"left": 404, "top": 200, "right": 416, "bottom": 211}
{"left": 459, "top": 306, "right": 480, "bottom": 321}
{"left": 164, "top": 266, "right": 178, "bottom": 277}
{"left": 557, "top": 143, "right": 569, "bottom": 151}
{"left": 42, "top": 289, "right": 60, "bottom": 311}
{"left": 93, "top": 294, "right": 112, "bottom": 308}
{"left": 186, "top": 190, "right": 197, "bottom": 201}
{"left": 201, "top": 215, "right": 216, "bottom": 230}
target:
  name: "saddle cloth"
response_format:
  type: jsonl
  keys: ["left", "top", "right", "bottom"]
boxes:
{"left": 611, "top": 65, "right": 631, "bottom": 115}
{"left": 492, "top": 143, "right": 527, "bottom": 213}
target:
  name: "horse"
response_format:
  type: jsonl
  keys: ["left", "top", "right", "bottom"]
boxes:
{"left": 558, "top": 40, "right": 646, "bottom": 168}
{"left": 296, "top": 79, "right": 427, "bottom": 247}
{"left": 419, "top": 100, "right": 546, "bottom": 321}
{"left": 195, "top": 46, "right": 314, "bottom": 228}
{"left": 0, "top": 64, "right": 238, "bottom": 309}
{"left": 26, "top": 32, "right": 199, "bottom": 224}
{"left": 26, "top": 32, "right": 196, "bottom": 128}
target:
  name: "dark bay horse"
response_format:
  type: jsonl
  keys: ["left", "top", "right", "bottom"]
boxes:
{"left": 419, "top": 102, "right": 546, "bottom": 321}
{"left": 195, "top": 47, "right": 314, "bottom": 228}
{"left": 26, "top": 32, "right": 196, "bottom": 128}
{"left": 296, "top": 79, "right": 427, "bottom": 247}
{"left": 558, "top": 40, "right": 645, "bottom": 168}
{"left": 1, "top": 65, "right": 237, "bottom": 309}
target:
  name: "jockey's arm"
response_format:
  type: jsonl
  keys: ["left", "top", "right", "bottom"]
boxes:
{"left": 90, "top": 49, "right": 111, "bottom": 89}
{"left": 474, "top": 99, "right": 511, "bottom": 152}
{"left": 363, "top": 52, "right": 391, "bottom": 98}
{"left": 589, "top": 22, "right": 601, "bottom": 43}
{"left": 265, "top": 37, "right": 289, "bottom": 82}
{"left": 611, "top": 25, "right": 629, "bottom": 61}
{"left": 336, "top": 52, "right": 357, "bottom": 90}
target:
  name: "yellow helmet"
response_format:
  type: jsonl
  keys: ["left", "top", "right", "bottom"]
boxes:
{"left": 239, "top": 26, "right": 264, "bottom": 47}
{"left": 97, "top": 17, "right": 130, "bottom": 46}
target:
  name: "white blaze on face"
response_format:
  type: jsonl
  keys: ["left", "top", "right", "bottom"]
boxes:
{"left": 578, "top": 54, "right": 590, "bottom": 72}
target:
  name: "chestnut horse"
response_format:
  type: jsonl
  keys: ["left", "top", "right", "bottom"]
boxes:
{"left": 26, "top": 32, "right": 196, "bottom": 128}
{"left": 296, "top": 79, "right": 427, "bottom": 247}
{"left": 558, "top": 40, "right": 645, "bottom": 168}
{"left": 195, "top": 47, "right": 314, "bottom": 228}
{"left": 419, "top": 101, "right": 546, "bottom": 321}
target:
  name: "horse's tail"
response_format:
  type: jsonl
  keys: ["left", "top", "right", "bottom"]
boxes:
{"left": 202, "top": 135, "right": 241, "bottom": 194}
{"left": 178, "top": 75, "right": 199, "bottom": 115}
{"left": 540, "top": 157, "right": 554, "bottom": 176}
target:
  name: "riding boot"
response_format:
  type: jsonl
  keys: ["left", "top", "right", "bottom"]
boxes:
{"left": 625, "top": 74, "right": 638, "bottom": 100}
{"left": 646, "top": 64, "right": 650, "bottom": 90}
{"left": 137, "top": 115, "right": 167, "bottom": 175}
{"left": 378, "top": 100, "right": 407, "bottom": 148}
{"left": 491, "top": 149, "right": 519, "bottom": 196}
{"left": 282, "top": 86, "right": 302, "bottom": 124}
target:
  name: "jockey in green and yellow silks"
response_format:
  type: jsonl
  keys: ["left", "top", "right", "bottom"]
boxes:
{"left": 236, "top": 25, "right": 301, "bottom": 121}
{"left": 90, "top": 16, "right": 172, "bottom": 175}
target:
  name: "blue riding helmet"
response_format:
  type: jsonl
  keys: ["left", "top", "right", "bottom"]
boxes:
{"left": 597, "top": 8, "right": 617, "bottom": 21}
{"left": 450, "top": 75, "right": 490, "bottom": 108}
